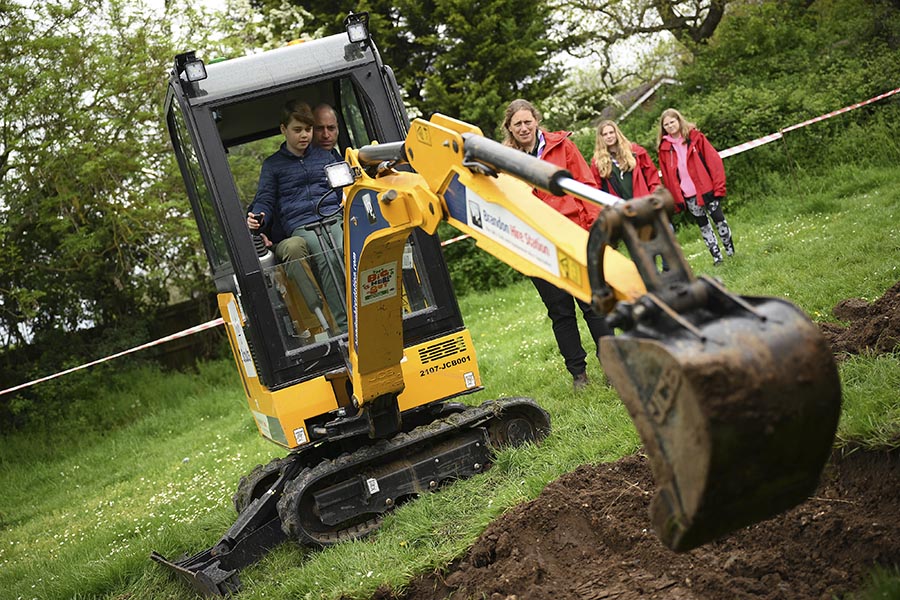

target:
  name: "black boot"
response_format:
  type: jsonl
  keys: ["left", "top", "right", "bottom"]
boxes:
{"left": 573, "top": 371, "right": 589, "bottom": 391}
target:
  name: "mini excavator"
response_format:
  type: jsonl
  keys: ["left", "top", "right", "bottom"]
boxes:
{"left": 153, "top": 14, "right": 842, "bottom": 596}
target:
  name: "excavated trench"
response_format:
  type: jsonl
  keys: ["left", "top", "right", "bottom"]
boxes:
{"left": 367, "top": 282, "right": 900, "bottom": 600}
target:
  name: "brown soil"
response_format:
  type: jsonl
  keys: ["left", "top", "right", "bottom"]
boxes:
{"left": 369, "top": 285, "right": 900, "bottom": 600}
{"left": 819, "top": 280, "right": 900, "bottom": 359}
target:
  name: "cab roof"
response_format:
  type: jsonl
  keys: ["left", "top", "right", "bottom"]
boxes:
{"left": 180, "top": 34, "right": 376, "bottom": 107}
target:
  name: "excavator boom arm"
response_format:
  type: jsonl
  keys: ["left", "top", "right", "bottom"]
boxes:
{"left": 341, "top": 114, "right": 842, "bottom": 551}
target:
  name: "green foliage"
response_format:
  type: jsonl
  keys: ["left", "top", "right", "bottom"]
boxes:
{"left": 851, "top": 565, "right": 900, "bottom": 600}
{"left": 590, "top": 0, "right": 900, "bottom": 214}
{"left": 547, "top": 0, "right": 729, "bottom": 114}
{"left": 437, "top": 223, "right": 524, "bottom": 296}
{"left": 539, "top": 65, "right": 618, "bottom": 131}
{"left": 257, "top": 0, "right": 563, "bottom": 136}
{"left": 0, "top": 0, "right": 269, "bottom": 431}
{"left": 0, "top": 0, "right": 213, "bottom": 348}
{"left": 423, "top": 0, "right": 562, "bottom": 134}
{"left": 227, "top": 136, "right": 283, "bottom": 207}
{"left": 570, "top": 126, "right": 599, "bottom": 162}
{"left": 837, "top": 353, "right": 900, "bottom": 449}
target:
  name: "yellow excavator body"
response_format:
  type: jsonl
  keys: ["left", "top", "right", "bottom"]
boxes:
{"left": 153, "top": 25, "right": 840, "bottom": 597}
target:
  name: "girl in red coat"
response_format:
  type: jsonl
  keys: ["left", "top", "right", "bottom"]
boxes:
{"left": 590, "top": 119, "right": 660, "bottom": 200}
{"left": 657, "top": 108, "right": 735, "bottom": 265}
{"left": 501, "top": 99, "right": 609, "bottom": 391}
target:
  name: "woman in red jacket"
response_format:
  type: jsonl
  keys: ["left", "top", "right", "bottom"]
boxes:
{"left": 501, "top": 99, "right": 609, "bottom": 391}
{"left": 590, "top": 119, "right": 660, "bottom": 199}
{"left": 657, "top": 108, "right": 735, "bottom": 265}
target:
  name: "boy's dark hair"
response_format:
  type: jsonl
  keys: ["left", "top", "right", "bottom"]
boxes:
{"left": 280, "top": 100, "right": 315, "bottom": 127}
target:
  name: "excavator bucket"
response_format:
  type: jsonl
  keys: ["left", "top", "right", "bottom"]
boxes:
{"left": 599, "top": 290, "right": 841, "bottom": 550}
{"left": 588, "top": 190, "right": 841, "bottom": 551}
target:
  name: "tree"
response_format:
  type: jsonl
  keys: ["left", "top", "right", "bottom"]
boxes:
{"left": 0, "top": 0, "right": 217, "bottom": 348}
{"left": 541, "top": 0, "right": 730, "bottom": 125}
{"left": 251, "top": 0, "right": 563, "bottom": 136}
{"left": 425, "top": 0, "right": 563, "bottom": 137}
{"left": 551, "top": 0, "right": 730, "bottom": 59}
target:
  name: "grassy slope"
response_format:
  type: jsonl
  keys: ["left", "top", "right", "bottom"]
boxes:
{"left": 0, "top": 166, "right": 898, "bottom": 600}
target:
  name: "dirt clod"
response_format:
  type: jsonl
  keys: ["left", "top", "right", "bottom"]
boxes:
{"left": 819, "top": 280, "right": 900, "bottom": 358}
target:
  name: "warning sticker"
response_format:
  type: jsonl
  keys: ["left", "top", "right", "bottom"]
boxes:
{"left": 464, "top": 371, "right": 476, "bottom": 389}
{"left": 294, "top": 427, "right": 308, "bottom": 445}
{"left": 360, "top": 262, "right": 398, "bottom": 306}
{"left": 557, "top": 253, "right": 581, "bottom": 285}
{"left": 228, "top": 299, "right": 257, "bottom": 378}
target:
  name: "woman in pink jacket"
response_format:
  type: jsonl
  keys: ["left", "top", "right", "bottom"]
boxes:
{"left": 657, "top": 108, "right": 735, "bottom": 265}
{"left": 591, "top": 119, "right": 660, "bottom": 199}
{"left": 501, "top": 99, "right": 609, "bottom": 391}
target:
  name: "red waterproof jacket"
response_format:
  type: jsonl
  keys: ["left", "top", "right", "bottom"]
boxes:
{"left": 590, "top": 143, "right": 661, "bottom": 200}
{"left": 535, "top": 130, "right": 600, "bottom": 230}
{"left": 657, "top": 129, "right": 726, "bottom": 211}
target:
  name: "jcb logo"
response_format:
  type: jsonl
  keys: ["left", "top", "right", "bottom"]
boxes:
{"left": 415, "top": 124, "right": 432, "bottom": 146}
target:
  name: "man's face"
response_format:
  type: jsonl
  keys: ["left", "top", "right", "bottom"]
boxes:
{"left": 314, "top": 109, "right": 339, "bottom": 151}
{"left": 281, "top": 117, "right": 313, "bottom": 156}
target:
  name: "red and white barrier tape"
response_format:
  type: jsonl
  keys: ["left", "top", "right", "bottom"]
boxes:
{"left": 5, "top": 86, "right": 898, "bottom": 397}
{"left": 719, "top": 86, "right": 900, "bottom": 158}
{"left": 719, "top": 131, "right": 784, "bottom": 159}
{"left": 0, "top": 318, "right": 224, "bottom": 397}
{"left": 440, "top": 233, "right": 470, "bottom": 247}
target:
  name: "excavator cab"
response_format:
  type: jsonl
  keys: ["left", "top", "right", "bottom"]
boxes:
{"left": 163, "top": 37, "right": 462, "bottom": 412}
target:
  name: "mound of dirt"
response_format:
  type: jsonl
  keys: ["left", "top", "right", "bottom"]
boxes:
{"left": 819, "top": 280, "right": 900, "bottom": 358}
{"left": 375, "top": 450, "right": 899, "bottom": 600}
{"left": 368, "top": 284, "right": 900, "bottom": 600}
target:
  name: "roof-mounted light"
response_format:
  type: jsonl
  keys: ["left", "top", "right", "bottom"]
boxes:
{"left": 344, "top": 11, "right": 370, "bottom": 45}
{"left": 174, "top": 51, "right": 207, "bottom": 83}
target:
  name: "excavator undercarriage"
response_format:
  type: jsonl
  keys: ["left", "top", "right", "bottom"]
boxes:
{"left": 151, "top": 398, "right": 550, "bottom": 596}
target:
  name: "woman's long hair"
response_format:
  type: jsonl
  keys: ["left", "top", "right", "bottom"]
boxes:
{"left": 592, "top": 120, "right": 636, "bottom": 178}
{"left": 656, "top": 108, "right": 696, "bottom": 147}
{"left": 501, "top": 99, "right": 541, "bottom": 150}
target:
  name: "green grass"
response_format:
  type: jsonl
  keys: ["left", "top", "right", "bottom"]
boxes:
{"left": 1, "top": 166, "right": 898, "bottom": 599}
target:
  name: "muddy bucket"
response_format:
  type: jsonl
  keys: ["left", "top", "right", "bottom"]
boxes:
{"left": 599, "top": 280, "right": 842, "bottom": 551}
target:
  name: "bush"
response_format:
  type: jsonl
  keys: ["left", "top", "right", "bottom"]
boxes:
{"left": 438, "top": 223, "right": 525, "bottom": 297}
{"left": 0, "top": 298, "right": 228, "bottom": 431}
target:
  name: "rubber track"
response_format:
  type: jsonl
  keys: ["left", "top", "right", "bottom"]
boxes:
{"left": 277, "top": 397, "right": 549, "bottom": 547}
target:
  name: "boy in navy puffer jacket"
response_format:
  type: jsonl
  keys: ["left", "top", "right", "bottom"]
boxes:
{"left": 247, "top": 100, "right": 347, "bottom": 330}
